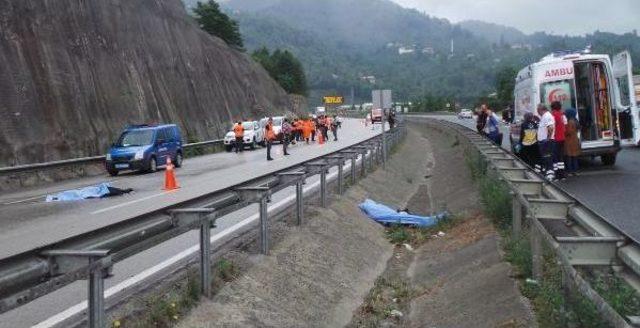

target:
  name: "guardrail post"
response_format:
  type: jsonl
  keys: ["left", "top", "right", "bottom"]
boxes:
{"left": 277, "top": 172, "right": 306, "bottom": 226}
{"left": 169, "top": 208, "right": 218, "bottom": 297}
{"left": 327, "top": 156, "right": 346, "bottom": 195}
{"left": 305, "top": 162, "right": 329, "bottom": 208}
{"left": 531, "top": 221, "right": 543, "bottom": 280}
{"left": 41, "top": 250, "right": 112, "bottom": 328}
{"left": 340, "top": 151, "right": 359, "bottom": 185}
{"left": 88, "top": 263, "right": 108, "bottom": 328}
{"left": 512, "top": 192, "right": 522, "bottom": 238}
{"left": 353, "top": 147, "right": 368, "bottom": 177}
{"left": 236, "top": 188, "right": 271, "bottom": 255}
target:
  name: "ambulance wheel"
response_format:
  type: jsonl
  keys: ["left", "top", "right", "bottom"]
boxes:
{"left": 601, "top": 154, "right": 617, "bottom": 166}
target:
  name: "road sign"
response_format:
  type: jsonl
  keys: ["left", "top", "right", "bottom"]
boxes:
{"left": 372, "top": 90, "right": 392, "bottom": 109}
{"left": 323, "top": 96, "right": 344, "bottom": 105}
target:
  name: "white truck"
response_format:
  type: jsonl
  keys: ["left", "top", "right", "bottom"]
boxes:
{"left": 511, "top": 50, "right": 638, "bottom": 165}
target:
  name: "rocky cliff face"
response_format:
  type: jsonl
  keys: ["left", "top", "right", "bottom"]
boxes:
{"left": 0, "top": 0, "right": 291, "bottom": 166}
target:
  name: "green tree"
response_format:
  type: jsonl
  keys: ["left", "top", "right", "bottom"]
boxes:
{"left": 252, "top": 48, "right": 308, "bottom": 96}
{"left": 496, "top": 66, "right": 517, "bottom": 108}
{"left": 193, "top": 1, "right": 244, "bottom": 50}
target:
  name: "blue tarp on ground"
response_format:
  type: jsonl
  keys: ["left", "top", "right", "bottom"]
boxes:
{"left": 46, "top": 183, "right": 112, "bottom": 202}
{"left": 358, "top": 199, "right": 447, "bottom": 227}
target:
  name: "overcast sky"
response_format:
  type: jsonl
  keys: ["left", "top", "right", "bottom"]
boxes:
{"left": 391, "top": 0, "right": 640, "bottom": 35}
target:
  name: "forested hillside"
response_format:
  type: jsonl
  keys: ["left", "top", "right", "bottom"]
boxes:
{"left": 183, "top": 0, "right": 640, "bottom": 107}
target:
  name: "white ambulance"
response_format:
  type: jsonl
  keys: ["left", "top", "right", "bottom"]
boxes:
{"left": 511, "top": 50, "right": 638, "bottom": 165}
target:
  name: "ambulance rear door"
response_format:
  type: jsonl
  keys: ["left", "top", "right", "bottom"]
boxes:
{"left": 613, "top": 51, "right": 639, "bottom": 146}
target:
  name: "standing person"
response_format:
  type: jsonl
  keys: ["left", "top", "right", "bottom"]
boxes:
{"left": 388, "top": 110, "right": 396, "bottom": 129}
{"left": 281, "top": 118, "right": 292, "bottom": 156}
{"left": 311, "top": 117, "right": 317, "bottom": 142}
{"left": 536, "top": 104, "right": 556, "bottom": 180}
{"left": 518, "top": 112, "right": 540, "bottom": 167}
{"left": 265, "top": 117, "right": 276, "bottom": 161}
{"left": 331, "top": 115, "right": 339, "bottom": 141}
{"left": 233, "top": 121, "right": 244, "bottom": 153}
{"left": 564, "top": 108, "right": 581, "bottom": 176}
{"left": 325, "top": 115, "right": 333, "bottom": 142}
{"left": 476, "top": 104, "right": 489, "bottom": 134}
{"left": 302, "top": 118, "right": 312, "bottom": 144}
{"left": 485, "top": 109, "right": 503, "bottom": 146}
{"left": 551, "top": 101, "right": 568, "bottom": 180}
{"left": 365, "top": 113, "right": 371, "bottom": 128}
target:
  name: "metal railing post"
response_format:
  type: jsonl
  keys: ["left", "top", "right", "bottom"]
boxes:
{"left": 259, "top": 196, "right": 269, "bottom": 254}
{"left": 320, "top": 168, "right": 327, "bottom": 207}
{"left": 88, "top": 264, "right": 106, "bottom": 328}
{"left": 199, "top": 221, "right": 212, "bottom": 297}
{"left": 296, "top": 180, "right": 304, "bottom": 225}
{"left": 531, "top": 221, "right": 543, "bottom": 280}
{"left": 512, "top": 193, "right": 522, "bottom": 238}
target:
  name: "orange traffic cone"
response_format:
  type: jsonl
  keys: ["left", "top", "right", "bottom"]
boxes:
{"left": 163, "top": 157, "right": 179, "bottom": 190}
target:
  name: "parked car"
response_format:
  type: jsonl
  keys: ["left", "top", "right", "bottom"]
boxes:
{"left": 223, "top": 121, "right": 265, "bottom": 151}
{"left": 106, "top": 124, "right": 183, "bottom": 176}
{"left": 259, "top": 116, "right": 285, "bottom": 142}
{"left": 458, "top": 109, "right": 473, "bottom": 119}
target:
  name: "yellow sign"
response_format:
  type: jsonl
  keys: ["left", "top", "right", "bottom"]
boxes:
{"left": 323, "top": 96, "right": 344, "bottom": 105}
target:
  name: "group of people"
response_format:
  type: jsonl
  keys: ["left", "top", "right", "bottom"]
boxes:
{"left": 517, "top": 101, "right": 580, "bottom": 180}
{"left": 476, "top": 104, "right": 504, "bottom": 146}
{"left": 476, "top": 101, "right": 580, "bottom": 181}
{"left": 233, "top": 115, "right": 342, "bottom": 162}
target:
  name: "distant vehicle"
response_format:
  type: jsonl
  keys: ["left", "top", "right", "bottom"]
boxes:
{"left": 371, "top": 108, "right": 383, "bottom": 123}
{"left": 106, "top": 124, "right": 183, "bottom": 176}
{"left": 457, "top": 109, "right": 473, "bottom": 119}
{"left": 259, "top": 116, "right": 285, "bottom": 142}
{"left": 223, "top": 121, "right": 265, "bottom": 151}
{"left": 511, "top": 50, "right": 638, "bottom": 166}
{"left": 315, "top": 107, "right": 326, "bottom": 115}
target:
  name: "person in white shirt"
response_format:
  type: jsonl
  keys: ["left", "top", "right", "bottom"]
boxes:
{"left": 537, "top": 104, "right": 555, "bottom": 180}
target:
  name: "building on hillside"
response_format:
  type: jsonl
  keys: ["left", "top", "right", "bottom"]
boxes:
{"left": 398, "top": 46, "right": 415, "bottom": 55}
{"left": 360, "top": 75, "right": 376, "bottom": 84}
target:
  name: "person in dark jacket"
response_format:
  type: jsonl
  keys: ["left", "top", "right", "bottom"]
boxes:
{"left": 518, "top": 112, "right": 540, "bottom": 167}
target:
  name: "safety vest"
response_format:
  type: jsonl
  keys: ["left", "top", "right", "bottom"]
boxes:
{"left": 265, "top": 123, "right": 276, "bottom": 141}
{"left": 233, "top": 124, "right": 244, "bottom": 138}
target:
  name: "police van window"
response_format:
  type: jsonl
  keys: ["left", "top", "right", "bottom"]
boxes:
{"left": 157, "top": 129, "right": 168, "bottom": 143}
{"left": 540, "top": 80, "right": 576, "bottom": 110}
{"left": 164, "top": 128, "right": 175, "bottom": 141}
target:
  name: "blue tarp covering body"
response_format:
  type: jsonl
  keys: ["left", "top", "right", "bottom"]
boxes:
{"left": 46, "top": 183, "right": 112, "bottom": 202}
{"left": 359, "top": 199, "right": 447, "bottom": 227}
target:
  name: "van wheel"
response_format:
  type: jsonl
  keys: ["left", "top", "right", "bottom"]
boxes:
{"left": 225, "top": 145, "right": 233, "bottom": 152}
{"left": 175, "top": 152, "right": 183, "bottom": 168}
{"left": 148, "top": 157, "right": 157, "bottom": 173}
{"left": 250, "top": 139, "right": 256, "bottom": 150}
{"left": 601, "top": 154, "right": 617, "bottom": 166}
{"left": 107, "top": 169, "right": 118, "bottom": 177}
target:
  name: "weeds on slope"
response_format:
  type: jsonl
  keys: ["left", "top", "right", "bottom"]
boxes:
{"left": 465, "top": 149, "right": 640, "bottom": 328}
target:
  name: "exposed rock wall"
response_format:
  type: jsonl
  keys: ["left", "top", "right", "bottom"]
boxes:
{"left": 0, "top": 0, "right": 291, "bottom": 166}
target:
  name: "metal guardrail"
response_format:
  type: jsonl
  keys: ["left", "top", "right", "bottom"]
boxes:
{"left": 418, "top": 117, "right": 640, "bottom": 328}
{"left": 0, "top": 139, "right": 224, "bottom": 174}
{"left": 0, "top": 123, "right": 407, "bottom": 328}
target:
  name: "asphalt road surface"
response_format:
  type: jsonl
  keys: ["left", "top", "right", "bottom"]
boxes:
{"left": 0, "top": 118, "right": 382, "bottom": 327}
{"left": 422, "top": 115, "right": 640, "bottom": 244}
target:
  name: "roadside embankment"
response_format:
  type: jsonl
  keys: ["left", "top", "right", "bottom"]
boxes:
{"left": 171, "top": 121, "right": 534, "bottom": 327}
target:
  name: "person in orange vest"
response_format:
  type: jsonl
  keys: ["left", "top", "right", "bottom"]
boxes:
{"left": 265, "top": 117, "right": 276, "bottom": 161}
{"left": 302, "top": 118, "right": 312, "bottom": 144}
{"left": 233, "top": 121, "right": 244, "bottom": 153}
{"left": 310, "top": 118, "right": 317, "bottom": 142}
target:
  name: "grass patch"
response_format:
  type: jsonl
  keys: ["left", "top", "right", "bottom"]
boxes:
{"left": 354, "top": 276, "right": 413, "bottom": 327}
{"left": 463, "top": 149, "right": 632, "bottom": 328}
{"left": 384, "top": 215, "right": 460, "bottom": 247}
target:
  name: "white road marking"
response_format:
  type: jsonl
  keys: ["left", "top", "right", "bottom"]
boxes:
{"left": 91, "top": 192, "right": 169, "bottom": 215}
{"left": 3, "top": 195, "right": 46, "bottom": 205}
{"left": 31, "top": 161, "right": 357, "bottom": 328}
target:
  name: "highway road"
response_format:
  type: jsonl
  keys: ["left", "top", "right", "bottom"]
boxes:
{"left": 0, "top": 118, "right": 381, "bottom": 327}
{"left": 423, "top": 115, "right": 640, "bottom": 244}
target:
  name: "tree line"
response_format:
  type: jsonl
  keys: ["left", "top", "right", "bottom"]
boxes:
{"left": 192, "top": 0, "right": 308, "bottom": 96}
